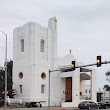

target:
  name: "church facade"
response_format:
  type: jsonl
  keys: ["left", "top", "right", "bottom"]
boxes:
{"left": 13, "top": 17, "right": 97, "bottom": 107}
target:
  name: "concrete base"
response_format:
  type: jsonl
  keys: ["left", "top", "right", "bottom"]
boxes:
{"left": 61, "top": 102, "right": 79, "bottom": 107}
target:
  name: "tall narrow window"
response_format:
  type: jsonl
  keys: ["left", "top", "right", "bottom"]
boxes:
{"left": 21, "top": 39, "right": 24, "bottom": 52}
{"left": 40, "top": 39, "right": 45, "bottom": 53}
{"left": 19, "top": 85, "right": 23, "bottom": 94}
{"left": 41, "top": 85, "right": 45, "bottom": 93}
{"left": 85, "top": 89, "right": 87, "bottom": 93}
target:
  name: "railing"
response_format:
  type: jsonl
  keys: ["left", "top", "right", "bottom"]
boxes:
{"left": 101, "top": 97, "right": 110, "bottom": 102}
{"left": 59, "top": 96, "right": 66, "bottom": 106}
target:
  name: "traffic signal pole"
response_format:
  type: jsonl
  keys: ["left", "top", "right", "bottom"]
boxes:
{"left": 48, "top": 69, "right": 60, "bottom": 108}
{"left": 48, "top": 69, "right": 50, "bottom": 108}
{"left": 76, "top": 61, "right": 110, "bottom": 68}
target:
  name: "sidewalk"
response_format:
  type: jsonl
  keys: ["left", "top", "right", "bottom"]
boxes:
{"left": 0, "top": 107, "right": 78, "bottom": 110}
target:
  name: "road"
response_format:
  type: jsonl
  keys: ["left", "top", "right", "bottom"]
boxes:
{"left": 0, "top": 107, "right": 110, "bottom": 110}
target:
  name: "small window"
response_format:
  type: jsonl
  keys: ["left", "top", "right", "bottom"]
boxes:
{"left": 41, "top": 85, "right": 45, "bottom": 93}
{"left": 21, "top": 39, "right": 24, "bottom": 52}
{"left": 80, "top": 92, "right": 82, "bottom": 96}
{"left": 19, "top": 85, "right": 22, "bottom": 94}
{"left": 85, "top": 89, "right": 87, "bottom": 93}
{"left": 40, "top": 39, "right": 45, "bottom": 53}
{"left": 89, "top": 90, "right": 90, "bottom": 93}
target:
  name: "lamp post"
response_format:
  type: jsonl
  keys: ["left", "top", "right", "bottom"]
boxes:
{"left": 48, "top": 69, "right": 50, "bottom": 107}
{"left": 0, "top": 31, "right": 7, "bottom": 109}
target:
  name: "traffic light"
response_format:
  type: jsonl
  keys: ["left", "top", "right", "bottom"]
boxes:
{"left": 71, "top": 61, "right": 75, "bottom": 70}
{"left": 96, "top": 56, "right": 101, "bottom": 67}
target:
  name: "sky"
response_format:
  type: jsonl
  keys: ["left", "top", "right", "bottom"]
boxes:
{"left": 0, "top": 0, "right": 110, "bottom": 91}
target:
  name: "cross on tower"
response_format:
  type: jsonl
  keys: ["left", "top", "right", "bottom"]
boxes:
{"left": 69, "top": 49, "right": 72, "bottom": 54}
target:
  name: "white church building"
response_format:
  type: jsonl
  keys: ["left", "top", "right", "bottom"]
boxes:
{"left": 13, "top": 17, "right": 97, "bottom": 107}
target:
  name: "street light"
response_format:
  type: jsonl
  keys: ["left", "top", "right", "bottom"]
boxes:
{"left": 0, "top": 31, "right": 7, "bottom": 109}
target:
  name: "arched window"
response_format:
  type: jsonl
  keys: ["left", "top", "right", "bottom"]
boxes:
{"left": 19, "top": 85, "right": 23, "bottom": 94}
{"left": 41, "top": 85, "right": 45, "bottom": 93}
{"left": 20, "top": 39, "right": 24, "bottom": 52}
{"left": 40, "top": 39, "right": 45, "bottom": 53}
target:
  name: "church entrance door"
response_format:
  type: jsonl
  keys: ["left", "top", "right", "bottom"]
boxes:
{"left": 65, "top": 77, "right": 72, "bottom": 102}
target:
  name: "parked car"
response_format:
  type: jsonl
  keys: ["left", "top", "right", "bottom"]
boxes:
{"left": 78, "top": 101, "right": 99, "bottom": 110}
{"left": 97, "top": 101, "right": 110, "bottom": 109}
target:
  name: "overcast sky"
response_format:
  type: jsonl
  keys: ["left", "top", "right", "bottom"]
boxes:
{"left": 0, "top": 0, "right": 110, "bottom": 90}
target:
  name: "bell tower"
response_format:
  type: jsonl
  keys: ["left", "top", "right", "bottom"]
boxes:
{"left": 48, "top": 17, "right": 57, "bottom": 68}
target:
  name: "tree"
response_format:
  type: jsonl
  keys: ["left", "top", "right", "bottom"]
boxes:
{"left": 103, "top": 71, "right": 110, "bottom": 102}
{"left": 0, "top": 60, "right": 16, "bottom": 100}
{"left": 105, "top": 71, "right": 110, "bottom": 82}
{"left": 0, "top": 68, "right": 5, "bottom": 99}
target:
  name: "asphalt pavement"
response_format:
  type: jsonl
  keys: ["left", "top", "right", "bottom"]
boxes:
{"left": 0, "top": 107, "right": 110, "bottom": 110}
{"left": 0, "top": 107, "right": 78, "bottom": 110}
